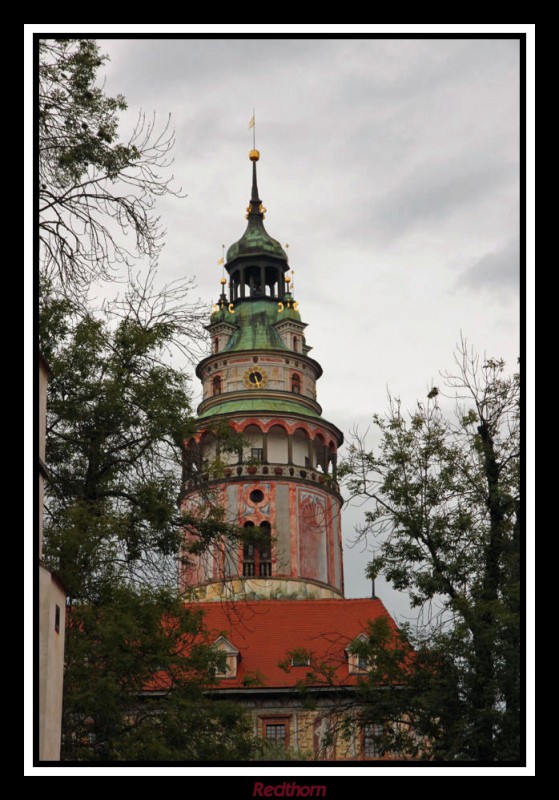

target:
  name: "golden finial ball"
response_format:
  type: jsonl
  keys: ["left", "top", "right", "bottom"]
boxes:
{"left": 285, "top": 275, "right": 291, "bottom": 283}
{"left": 220, "top": 277, "right": 227, "bottom": 285}
{"left": 249, "top": 149, "right": 260, "bottom": 162}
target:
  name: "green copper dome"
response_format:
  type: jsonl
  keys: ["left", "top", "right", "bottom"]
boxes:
{"left": 226, "top": 217, "right": 287, "bottom": 262}
{"left": 225, "top": 154, "right": 288, "bottom": 264}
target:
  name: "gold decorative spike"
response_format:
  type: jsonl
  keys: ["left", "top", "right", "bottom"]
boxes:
{"left": 211, "top": 304, "right": 218, "bottom": 315}
{"left": 285, "top": 275, "right": 291, "bottom": 284}
{"left": 220, "top": 277, "right": 227, "bottom": 285}
{"left": 249, "top": 149, "right": 260, "bottom": 161}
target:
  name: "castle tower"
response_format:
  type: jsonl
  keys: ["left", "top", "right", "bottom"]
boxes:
{"left": 180, "top": 150, "right": 344, "bottom": 601}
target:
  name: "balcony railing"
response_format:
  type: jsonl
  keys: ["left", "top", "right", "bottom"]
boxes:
{"left": 186, "top": 462, "right": 339, "bottom": 493}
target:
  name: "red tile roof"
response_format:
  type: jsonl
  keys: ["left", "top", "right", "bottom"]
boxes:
{"left": 187, "top": 597, "right": 398, "bottom": 689}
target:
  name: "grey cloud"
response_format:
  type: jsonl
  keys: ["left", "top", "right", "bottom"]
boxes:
{"left": 376, "top": 147, "right": 514, "bottom": 238}
{"left": 456, "top": 237, "right": 520, "bottom": 293}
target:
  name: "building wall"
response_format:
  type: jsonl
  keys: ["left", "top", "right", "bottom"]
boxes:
{"left": 38, "top": 355, "right": 66, "bottom": 761}
{"left": 38, "top": 563, "right": 66, "bottom": 761}
{"left": 235, "top": 696, "right": 403, "bottom": 761}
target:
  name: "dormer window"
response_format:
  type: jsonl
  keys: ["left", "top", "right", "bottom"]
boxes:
{"left": 346, "top": 633, "right": 372, "bottom": 674}
{"left": 213, "top": 635, "right": 239, "bottom": 679}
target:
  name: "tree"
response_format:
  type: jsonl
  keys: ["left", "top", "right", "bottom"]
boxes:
{"left": 40, "top": 293, "right": 256, "bottom": 761}
{"left": 62, "top": 584, "right": 258, "bottom": 761}
{"left": 338, "top": 341, "right": 520, "bottom": 761}
{"left": 39, "top": 39, "right": 183, "bottom": 298}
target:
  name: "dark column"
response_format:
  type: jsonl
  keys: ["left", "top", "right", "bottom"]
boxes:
{"left": 240, "top": 267, "right": 245, "bottom": 298}
{"left": 287, "top": 434, "right": 293, "bottom": 465}
{"left": 260, "top": 266, "right": 266, "bottom": 297}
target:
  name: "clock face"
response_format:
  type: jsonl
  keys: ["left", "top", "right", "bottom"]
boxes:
{"left": 243, "top": 367, "right": 268, "bottom": 389}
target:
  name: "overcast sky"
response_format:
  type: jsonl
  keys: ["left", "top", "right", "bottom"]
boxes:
{"left": 96, "top": 37, "right": 520, "bottom": 621}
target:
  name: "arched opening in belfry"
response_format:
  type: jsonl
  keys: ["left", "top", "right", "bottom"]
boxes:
{"left": 329, "top": 441, "right": 338, "bottom": 480}
{"left": 200, "top": 431, "right": 218, "bottom": 469}
{"left": 293, "top": 427, "right": 311, "bottom": 468}
{"left": 212, "top": 375, "right": 222, "bottom": 396}
{"left": 313, "top": 433, "right": 328, "bottom": 473}
{"left": 243, "top": 424, "right": 264, "bottom": 463}
{"left": 267, "top": 424, "right": 288, "bottom": 464}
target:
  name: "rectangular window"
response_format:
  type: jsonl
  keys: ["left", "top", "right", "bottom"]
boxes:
{"left": 358, "top": 654, "right": 369, "bottom": 670}
{"left": 251, "top": 448, "right": 264, "bottom": 462}
{"left": 291, "top": 655, "right": 310, "bottom": 667}
{"left": 363, "top": 723, "right": 383, "bottom": 758}
{"left": 54, "top": 604, "right": 60, "bottom": 634}
{"left": 266, "top": 724, "right": 286, "bottom": 743}
{"left": 261, "top": 717, "right": 290, "bottom": 751}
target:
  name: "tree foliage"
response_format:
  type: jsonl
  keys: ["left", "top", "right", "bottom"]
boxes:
{"left": 339, "top": 341, "right": 520, "bottom": 761}
{"left": 40, "top": 294, "right": 258, "bottom": 761}
{"left": 39, "top": 39, "right": 183, "bottom": 297}
{"left": 62, "top": 585, "right": 258, "bottom": 761}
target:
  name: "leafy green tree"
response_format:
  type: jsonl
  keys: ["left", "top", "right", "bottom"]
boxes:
{"left": 40, "top": 294, "right": 256, "bottom": 761}
{"left": 39, "top": 38, "right": 182, "bottom": 297}
{"left": 338, "top": 341, "right": 520, "bottom": 761}
{"left": 62, "top": 584, "right": 257, "bottom": 761}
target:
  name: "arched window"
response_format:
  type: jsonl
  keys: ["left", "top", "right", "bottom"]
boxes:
{"left": 213, "top": 338, "right": 219, "bottom": 354}
{"left": 242, "top": 520, "right": 272, "bottom": 577}
{"left": 291, "top": 373, "right": 301, "bottom": 394}
{"left": 293, "top": 336, "right": 299, "bottom": 352}
{"left": 258, "top": 522, "right": 272, "bottom": 577}
{"left": 242, "top": 522, "right": 255, "bottom": 577}
{"left": 212, "top": 375, "right": 222, "bottom": 396}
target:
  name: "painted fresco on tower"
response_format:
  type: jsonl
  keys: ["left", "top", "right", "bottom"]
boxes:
{"left": 298, "top": 488, "right": 328, "bottom": 584}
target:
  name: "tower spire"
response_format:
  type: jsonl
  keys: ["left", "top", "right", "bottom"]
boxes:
{"left": 248, "top": 148, "right": 262, "bottom": 215}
